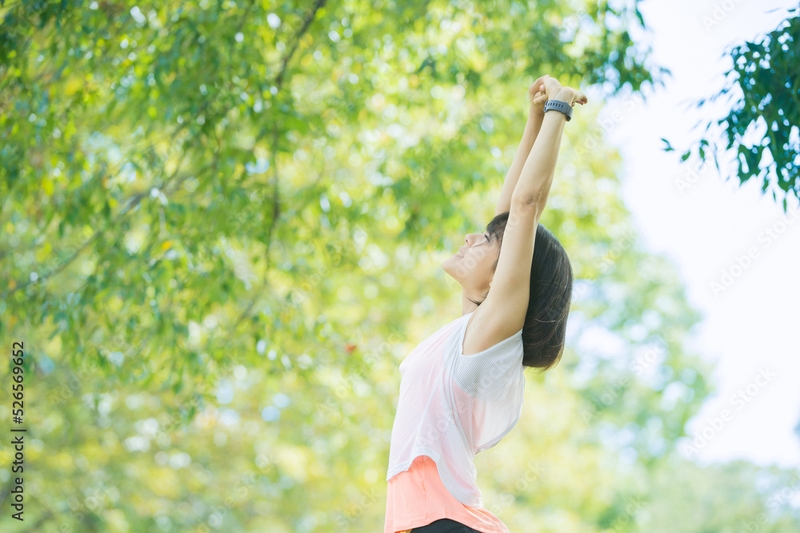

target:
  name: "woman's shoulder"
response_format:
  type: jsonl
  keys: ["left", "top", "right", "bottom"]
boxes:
{"left": 460, "top": 309, "right": 523, "bottom": 358}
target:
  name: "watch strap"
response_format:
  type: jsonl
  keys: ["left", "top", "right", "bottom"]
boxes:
{"left": 543, "top": 99, "right": 573, "bottom": 121}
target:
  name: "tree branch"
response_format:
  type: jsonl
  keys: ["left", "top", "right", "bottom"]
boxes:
{"left": 2, "top": 127, "right": 190, "bottom": 299}
{"left": 231, "top": 127, "right": 281, "bottom": 331}
{"left": 227, "top": 0, "right": 326, "bottom": 329}
{"left": 273, "top": 0, "right": 327, "bottom": 90}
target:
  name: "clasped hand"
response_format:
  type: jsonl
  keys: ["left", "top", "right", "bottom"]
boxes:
{"left": 528, "top": 74, "right": 588, "bottom": 116}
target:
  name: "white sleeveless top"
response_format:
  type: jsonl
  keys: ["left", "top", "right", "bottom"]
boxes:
{"left": 385, "top": 311, "right": 525, "bottom": 508}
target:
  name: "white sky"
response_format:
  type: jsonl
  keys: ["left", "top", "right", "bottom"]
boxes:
{"left": 591, "top": 0, "right": 800, "bottom": 469}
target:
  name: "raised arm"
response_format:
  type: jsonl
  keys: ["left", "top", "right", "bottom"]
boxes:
{"left": 468, "top": 77, "right": 587, "bottom": 345}
{"left": 510, "top": 78, "right": 587, "bottom": 212}
{"left": 494, "top": 77, "right": 549, "bottom": 216}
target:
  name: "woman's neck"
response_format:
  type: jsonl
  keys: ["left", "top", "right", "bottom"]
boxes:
{"left": 461, "top": 292, "right": 480, "bottom": 316}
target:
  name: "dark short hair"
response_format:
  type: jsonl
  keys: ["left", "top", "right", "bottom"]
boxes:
{"left": 480, "top": 211, "right": 573, "bottom": 371}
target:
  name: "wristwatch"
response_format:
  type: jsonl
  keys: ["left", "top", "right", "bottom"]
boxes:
{"left": 543, "top": 99, "right": 573, "bottom": 121}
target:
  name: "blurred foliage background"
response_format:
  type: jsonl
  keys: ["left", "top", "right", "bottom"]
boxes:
{"left": 1, "top": 0, "right": 799, "bottom": 532}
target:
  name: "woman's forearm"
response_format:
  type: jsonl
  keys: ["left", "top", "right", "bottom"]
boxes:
{"left": 495, "top": 111, "right": 545, "bottom": 215}
{"left": 511, "top": 96, "right": 571, "bottom": 208}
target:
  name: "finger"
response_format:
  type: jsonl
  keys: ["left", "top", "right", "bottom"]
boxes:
{"left": 529, "top": 84, "right": 546, "bottom": 100}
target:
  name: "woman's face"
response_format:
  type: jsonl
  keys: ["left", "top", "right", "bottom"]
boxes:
{"left": 441, "top": 231, "right": 500, "bottom": 298}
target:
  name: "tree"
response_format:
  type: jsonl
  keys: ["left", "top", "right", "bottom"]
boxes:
{"left": 663, "top": 6, "right": 800, "bottom": 212}
{"left": 2, "top": 1, "right": 799, "bottom": 532}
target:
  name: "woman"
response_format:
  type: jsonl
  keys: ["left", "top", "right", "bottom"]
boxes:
{"left": 384, "top": 75, "right": 587, "bottom": 533}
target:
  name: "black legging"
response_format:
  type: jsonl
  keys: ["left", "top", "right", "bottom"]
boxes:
{"left": 410, "top": 518, "right": 483, "bottom": 532}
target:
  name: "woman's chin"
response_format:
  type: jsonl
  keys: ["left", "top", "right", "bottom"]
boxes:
{"left": 441, "top": 255, "right": 460, "bottom": 279}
